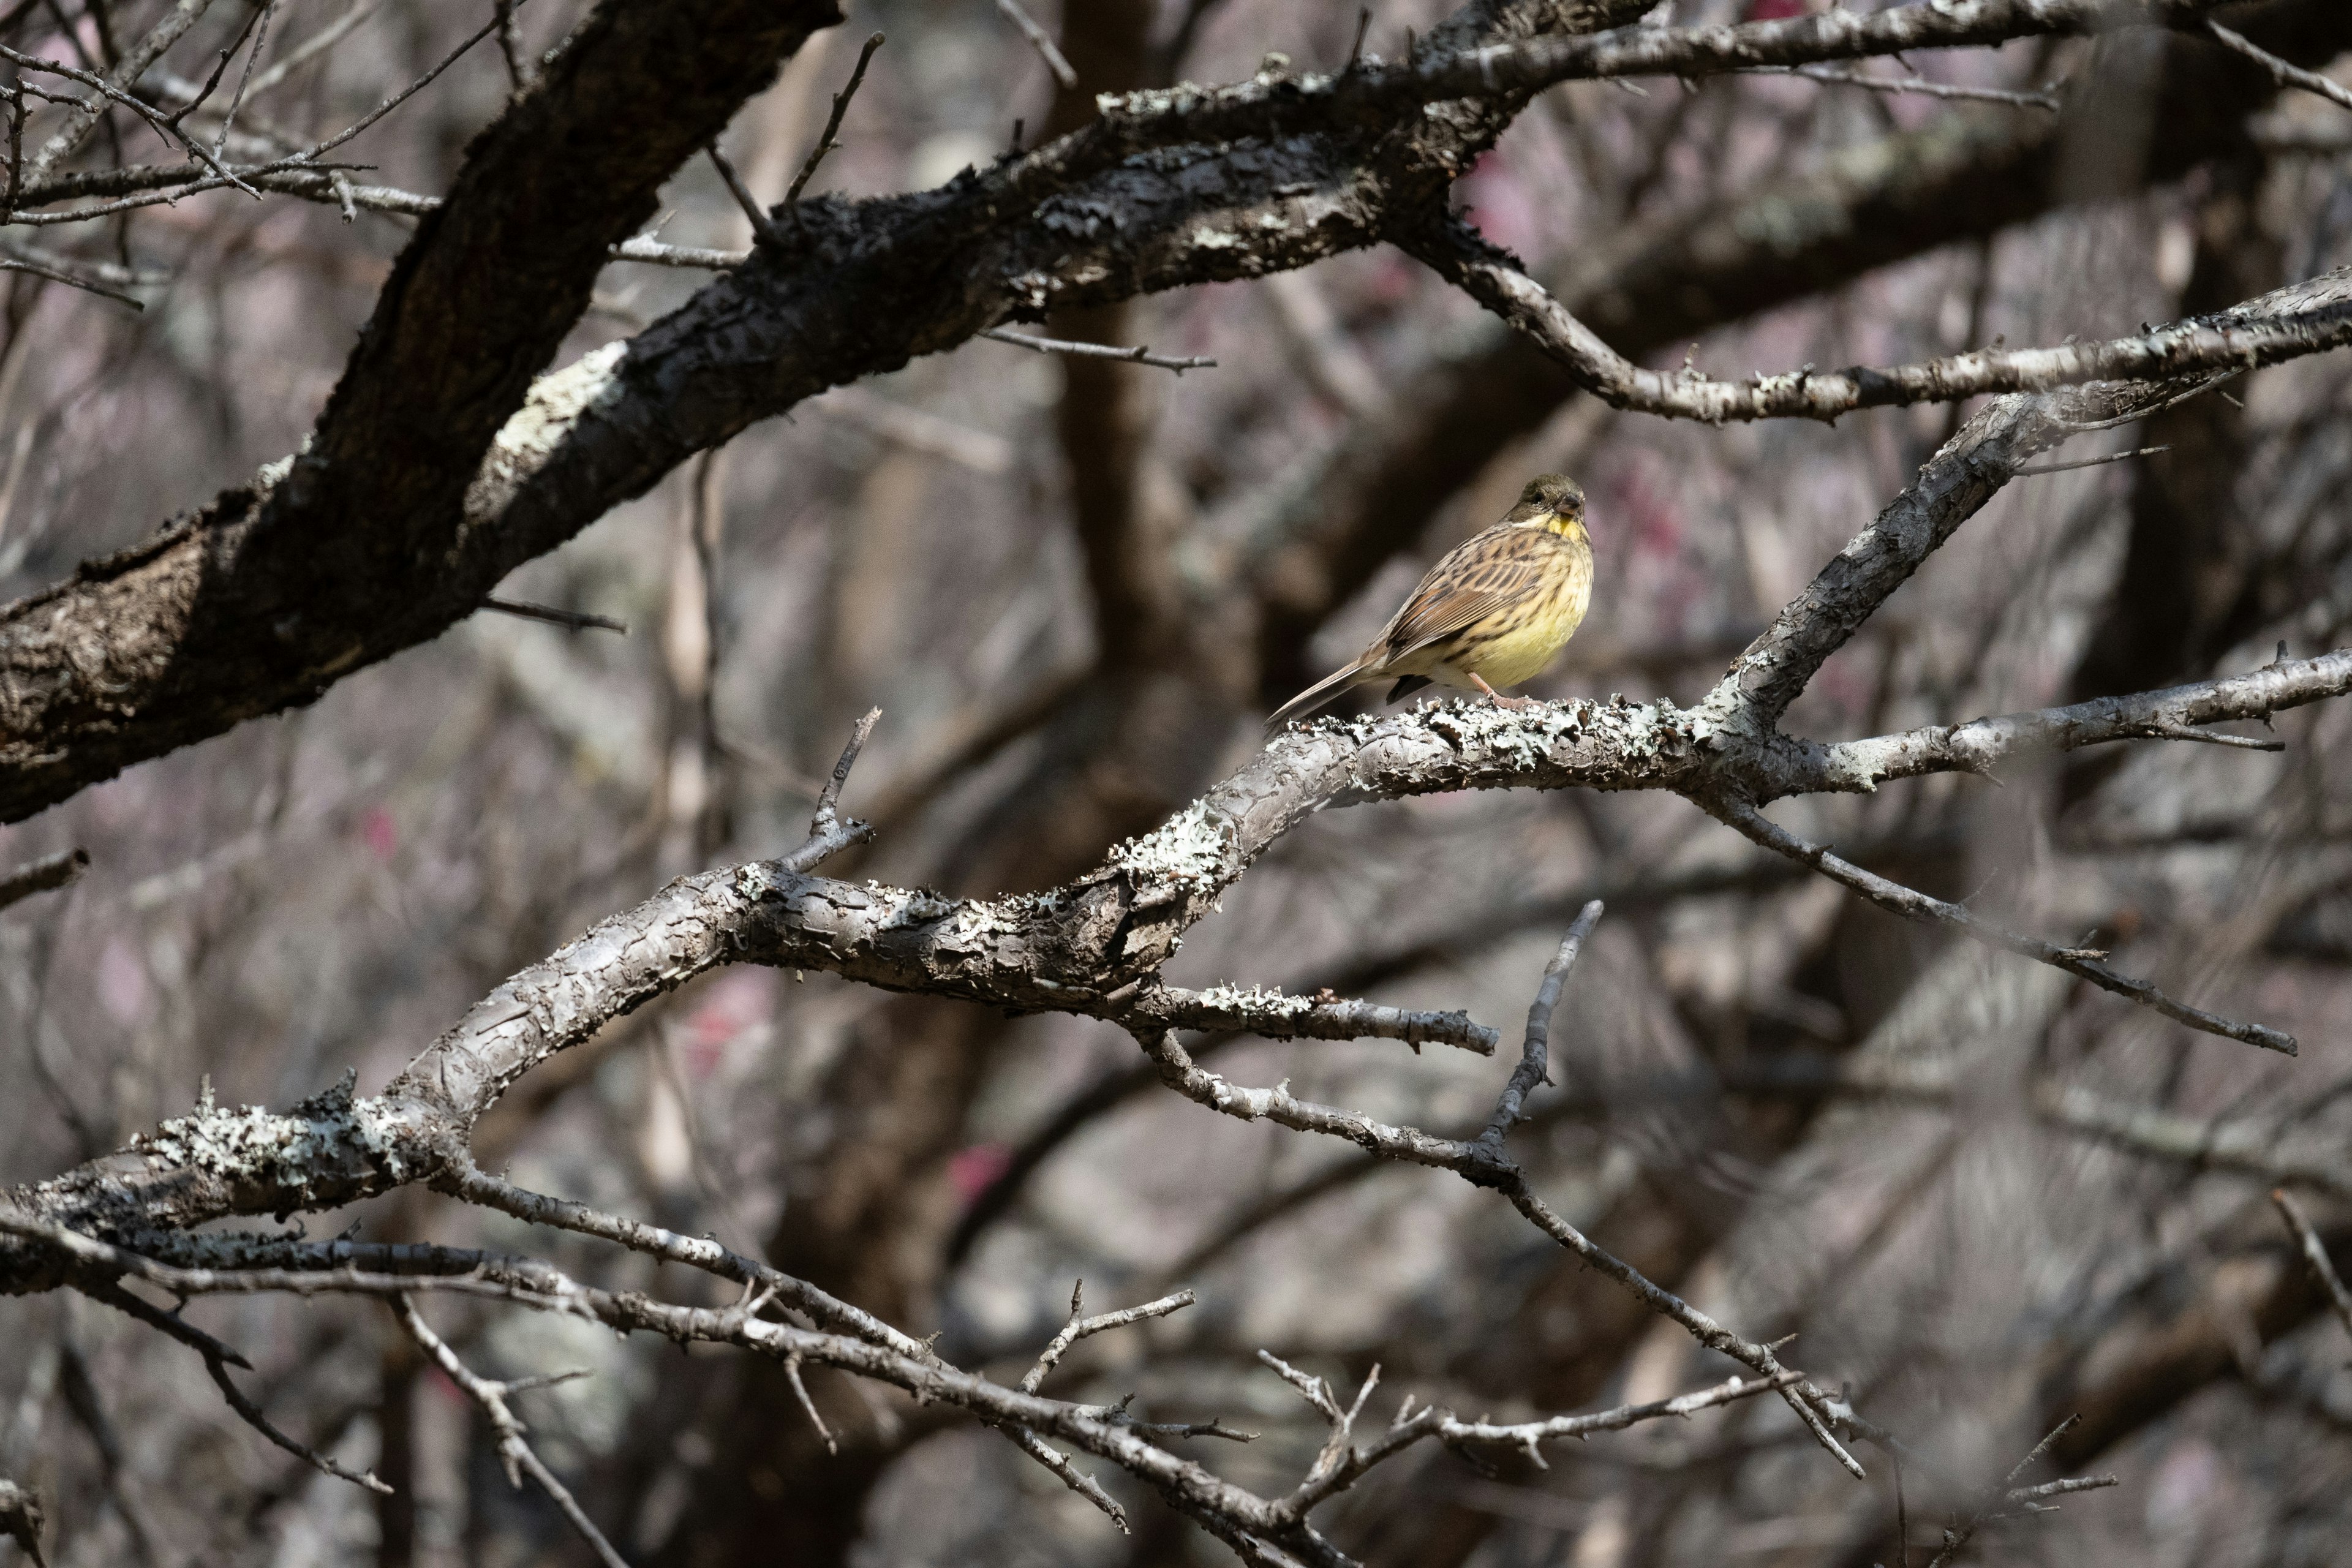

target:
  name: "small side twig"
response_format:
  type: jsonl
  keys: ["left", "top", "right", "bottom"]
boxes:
{"left": 706, "top": 141, "right": 780, "bottom": 249}
{"left": 783, "top": 31, "right": 884, "bottom": 209}
{"left": 207, "top": 1335, "right": 391, "bottom": 1493}
{"left": 494, "top": 0, "right": 533, "bottom": 94}
{"left": 1714, "top": 800, "right": 2297, "bottom": 1055}
{"left": 0, "top": 253, "right": 142, "bottom": 307}
{"left": 783, "top": 1353, "right": 835, "bottom": 1454}
{"left": 1922, "top": 1417, "right": 2111, "bottom": 1568}
{"left": 1007, "top": 1283, "right": 1198, "bottom": 1536}
{"left": 211, "top": 0, "right": 277, "bottom": 157}
{"left": 2272, "top": 1188, "right": 2352, "bottom": 1341}
{"left": 0, "top": 846, "right": 88, "bottom": 912}
{"left": 1473, "top": 900, "right": 1603, "bottom": 1154}
{"left": 1022, "top": 1280, "right": 1198, "bottom": 1394}
{"left": 1751, "top": 63, "right": 2060, "bottom": 111}
{"left": 2015, "top": 443, "right": 2171, "bottom": 477}
{"left": 982, "top": 326, "right": 1215, "bottom": 374}
{"left": 59, "top": 1269, "right": 384, "bottom": 1492}
{"left": 393, "top": 1296, "right": 626, "bottom": 1567}
{"left": 480, "top": 595, "right": 627, "bottom": 634}
{"left": 810, "top": 707, "right": 881, "bottom": 838}
{"left": 159, "top": 1, "right": 267, "bottom": 130}
{"left": 2205, "top": 20, "right": 2352, "bottom": 115}
{"left": 993, "top": 0, "right": 1074, "bottom": 89}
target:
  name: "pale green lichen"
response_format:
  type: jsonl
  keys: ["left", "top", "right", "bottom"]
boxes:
{"left": 134, "top": 1072, "right": 415, "bottom": 1205}
{"left": 1192, "top": 982, "right": 1314, "bottom": 1019}
{"left": 1110, "top": 798, "right": 1235, "bottom": 887}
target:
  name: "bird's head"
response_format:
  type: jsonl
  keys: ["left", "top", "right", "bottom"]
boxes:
{"left": 1509, "top": 473, "right": 1586, "bottom": 533}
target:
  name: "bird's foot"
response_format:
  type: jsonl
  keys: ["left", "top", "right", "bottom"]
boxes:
{"left": 1470, "top": 674, "right": 1540, "bottom": 711}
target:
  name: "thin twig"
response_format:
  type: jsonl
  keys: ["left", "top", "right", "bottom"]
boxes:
{"left": 159, "top": 0, "right": 265, "bottom": 129}
{"left": 210, "top": 0, "right": 274, "bottom": 157}
{"left": 993, "top": 0, "right": 1074, "bottom": 89}
{"left": 1713, "top": 801, "right": 2297, "bottom": 1054}
{"left": 1009, "top": 1282, "right": 1198, "bottom": 1535}
{"left": 1752, "top": 62, "right": 2061, "bottom": 110}
{"left": 480, "top": 595, "right": 627, "bottom": 634}
{"left": 2272, "top": 1188, "right": 2352, "bottom": 1341}
{"left": 1022, "top": 1281, "right": 1199, "bottom": 1393}
{"left": 295, "top": 5, "right": 511, "bottom": 160}
{"left": 240, "top": 0, "right": 380, "bottom": 102}
{"left": 2015, "top": 443, "right": 2170, "bottom": 476}
{"left": 203, "top": 1332, "right": 391, "bottom": 1493}
{"left": 0, "top": 253, "right": 141, "bottom": 306}
{"left": 0, "top": 846, "right": 88, "bottom": 912}
{"left": 810, "top": 707, "right": 881, "bottom": 835}
{"left": 393, "top": 1297, "right": 628, "bottom": 1567}
{"left": 782, "top": 31, "right": 883, "bottom": 209}
{"left": 706, "top": 141, "right": 778, "bottom": 248}
{"left": 783, "top": 1354, "right": 835, "bottom": 1454}
{"left": 0, "top": 43, "right": 258, "bottom": 198}
{"left": 2206, "top": 20, "right": 2352, "bottom": 115}
{"left": 982, "top": 325, "right": 1216, "bottom": 374}
{"left": 1473, "top": 900, "right": 1603, "bottom": 1153}
{"left": 1922, "top": 1417, "right": 2097, "bottom": 1568}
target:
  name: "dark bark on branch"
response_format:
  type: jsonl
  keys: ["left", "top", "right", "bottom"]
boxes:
{"left": 0, "top": 0, "right": 843, "bottom": 822}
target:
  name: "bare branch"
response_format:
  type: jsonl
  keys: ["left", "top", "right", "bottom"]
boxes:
{"left": 1747, "top": 62, "right": 2061, "bottom": 111}
{"left": 203, "top": 1325, "right": 391, "bottom": 1494}
{"left": 1084, "top": 0, "right": 2218, "bottom": 158}
{"left": 1023, "top": 1281, "right": 1199, "bottom": 1394}
{"left": 17, "top": 0, "right": 223, "bottom": 187}
{"left": 706, "top": 140, "right": 781, "bottom": 248}
{"left": 1711, "top": 800, "right": 2297, "bottom": 1054}
{"left": 994, "top": 0, "right": 1076, "bottom": 89}
{"left": 2205, "top": 18, "right": 2352, "bottom": 115}
{"left": 479, "top": 597, "right": 627, "bottom": 634}
{"left": 1417, "top": 233, "right": 2352, "bottom": 424}
{"left": 982, "top": 326, "right": 1217, "bottom": 375}
{"left": 782, "top": 30, "right": 883, "bottom": 209}
{"left": 0, "top": 846, "right": 86, "bottom": 911}
{"left": 2272, "top": 1189, "right": 2352, "bottom": 1341}
{"left": 1129, "top": 983, "right": 1497, "bottom": 1054}
{"left": 1472, "top": 902, "right": 1603, "bottom": 1155}
{"left": 1804, "top": 649, "right": 2352, "bottom": 793}
{"left": 2013, "top": 443, "right": 2170, "bottom": 476}
{"left": 393, "top": 1296, "right": 628, "bottom": 1568}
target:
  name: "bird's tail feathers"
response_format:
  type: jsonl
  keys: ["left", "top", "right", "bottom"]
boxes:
{"left": 1265, "top": 662, "right": 1373, "bottom": 731}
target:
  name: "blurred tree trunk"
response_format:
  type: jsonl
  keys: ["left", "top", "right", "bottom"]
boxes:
{"left": 374, "top": 1334, "right": 418, "bottom": 1568}
{"left": 2065, "top": 151, "right": 2284, "bottom": 726}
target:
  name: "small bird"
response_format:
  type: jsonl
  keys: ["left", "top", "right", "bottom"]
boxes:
{"left": 1268, "top": 473, "right": 1594, "bottom": 728}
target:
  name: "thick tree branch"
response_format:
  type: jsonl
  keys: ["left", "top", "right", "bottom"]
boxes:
{"left": 0, "top": 0, "right": 843, "bottom": 822}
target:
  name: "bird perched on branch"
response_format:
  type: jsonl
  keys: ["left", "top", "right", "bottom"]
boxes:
{"left": 1267, "top": 473, "right": 1594, "bottom": 729}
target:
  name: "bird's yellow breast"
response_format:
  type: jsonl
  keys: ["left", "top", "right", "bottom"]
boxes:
{"left": 1450, "top": 521, "right": 1593, "bottom": 688}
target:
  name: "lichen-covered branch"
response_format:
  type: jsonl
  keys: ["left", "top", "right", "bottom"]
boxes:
{"left": 1419, "top": 229, "right": 2352, "bottom": 425}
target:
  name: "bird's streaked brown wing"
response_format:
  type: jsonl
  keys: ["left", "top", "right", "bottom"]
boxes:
{"left": 1376, "top": 525, "right": 1564, "bottom": 662}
